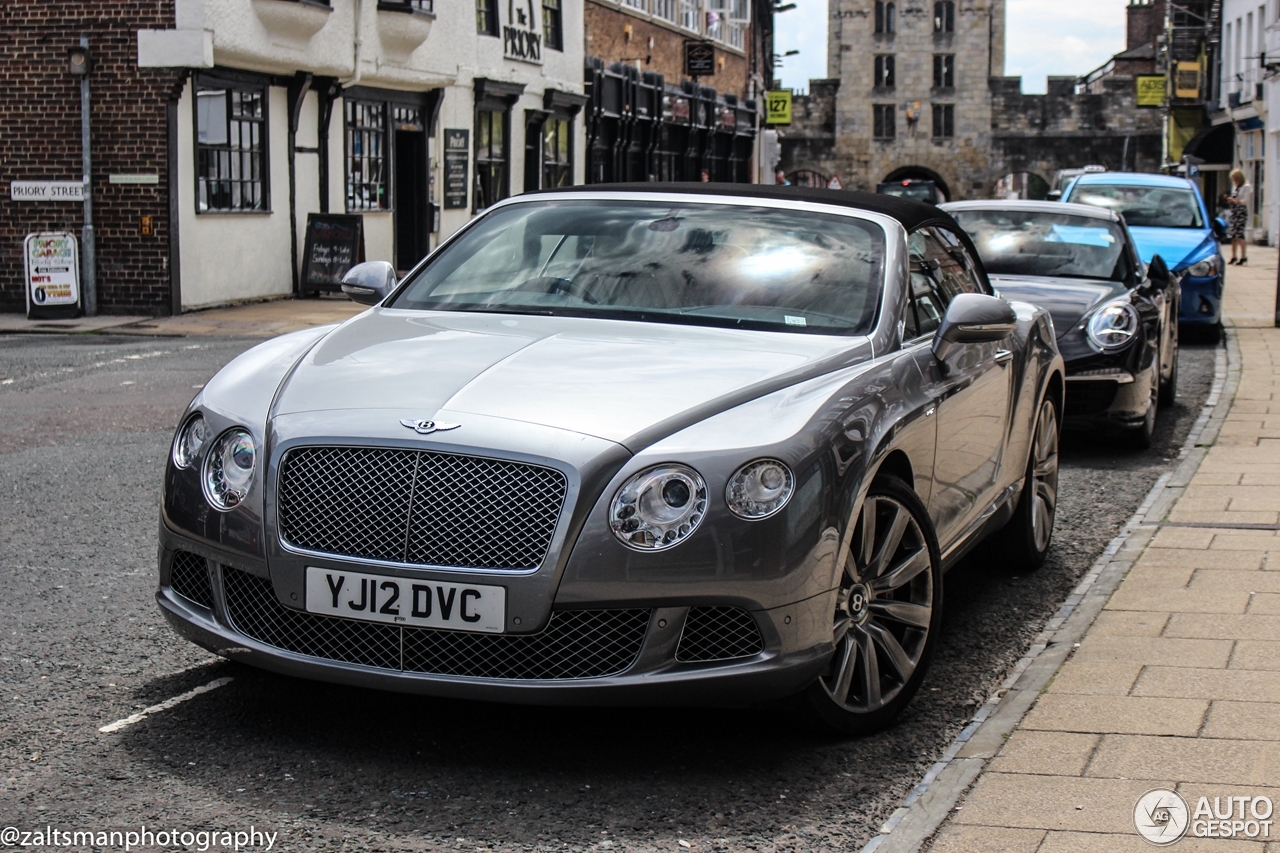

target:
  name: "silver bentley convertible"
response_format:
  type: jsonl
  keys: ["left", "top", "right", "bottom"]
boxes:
{"left": 158, "top": 185, "right": 1065, "bottom": 734}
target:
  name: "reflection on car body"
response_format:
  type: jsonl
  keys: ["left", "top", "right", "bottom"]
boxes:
{"left": 157, "top": 185, "right": 1064, "bottom": 735}
{"left": 944, "top": 200, "right": 1179, "bottom": 448}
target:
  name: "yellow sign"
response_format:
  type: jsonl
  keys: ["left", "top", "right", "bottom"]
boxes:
{"left": 1136, "top": 75, "right": 1165, "bottom": 108}
{"left": 1175, "top": 62, "right": 1202, "bottom": 99}
{"left": 766, "top": 90, "right": 792, "bottom": 125}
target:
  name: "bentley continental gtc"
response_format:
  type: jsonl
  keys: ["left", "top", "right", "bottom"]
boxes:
{"left": 158, "top": 185, "right": 1065, "bottom": 734}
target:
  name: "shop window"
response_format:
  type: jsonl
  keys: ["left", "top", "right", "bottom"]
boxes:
{"left": 195, "top": 79, "right": 268, "bottom": 212}
{"left": 934, "top": 0, "right": 954, "bottom": 32}
{"left": 932, "top": 103, "right": 954, "bottom": 138}
{"left": 476, "top": 0, "right": 498, "bottom": 35}
{"left": 543, "top": 117, "right": 573, "bottom": 188}
{"left": 475, "top": 109, "right": 508, "bottom": 211}
{"left": 933, "top": 54, "right": 954, "bottom": 88}
{"left": 875, "top": 1, "right": 895, "bottom": 33}
{"left": 543, "top": 0, "right": 564, "bottom": 50}
{"left": 875, "top": 55, "right": 895, "bottom": 88}
{"left": 873, "top": 104, "right": 896, "bottom": 140}
{"left": 346, "top": 100, "right": 389, "bottom": 211}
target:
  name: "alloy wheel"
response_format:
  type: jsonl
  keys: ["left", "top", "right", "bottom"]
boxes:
{"left": 1030, "top": 398, "right": 1060, "bottom": 554}
{"left": 819, "top": 494, "right": 934, "bottom": 714}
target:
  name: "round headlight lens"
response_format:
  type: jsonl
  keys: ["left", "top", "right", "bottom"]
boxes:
{"left": 610, "top": 464, "right": 707, "bottom": 551}
{"left": 1086, "top": 301, "right": 1139, "bottom": 350}
{"left": 726, "top": 459, "right": 795, "bottom": 519}
{"left": 202, "top": 428, "right": 257, "bottom": 510}
{"left": 172, "top": 413, "right": 207, "bottom": 470}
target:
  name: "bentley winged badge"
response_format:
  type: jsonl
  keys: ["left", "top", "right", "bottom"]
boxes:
{"left": 400, "top": 418, "right": 462, "bottom": 435}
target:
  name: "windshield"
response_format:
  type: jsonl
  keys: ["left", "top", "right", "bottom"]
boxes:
{"left": 951, "top": 209, "right": 1133, "bottom": 282}
{"left": 1066, "top": 183, "right": 1205, "bottom": 229}
{"left": 391, "top": 201, "right": 886, "bottom": 335}
{"left": 880, "top": 183, "right": 935, "bottom": 202}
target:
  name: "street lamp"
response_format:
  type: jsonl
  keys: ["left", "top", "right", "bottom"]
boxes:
{"left": 69, "top": 37, "right": 96, "bottom": 316}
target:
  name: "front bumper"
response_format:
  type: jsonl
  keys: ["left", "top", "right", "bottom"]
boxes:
{"left": 1062, "top": 367, "right": 1154, "bottom": 429}
{"left": 157, "top": 539, "right": 834, "bottom": 706}
{"left": 1178, "top": 272, "right": 1223, "bottom": 325}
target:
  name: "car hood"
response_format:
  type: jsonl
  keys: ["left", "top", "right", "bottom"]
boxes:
{"left": 1127, "top": 226, "right": 1216, "bottom": 270}
{"left": 991, "top": 275, "right": 1127, "bottom": 340}
{"left": 272, "top": 308, "right": 872, "bottom": 448}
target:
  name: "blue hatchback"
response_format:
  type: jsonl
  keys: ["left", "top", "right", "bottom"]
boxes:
{"left": 1063, "top": 173, "right": 1224, "bottom": 327}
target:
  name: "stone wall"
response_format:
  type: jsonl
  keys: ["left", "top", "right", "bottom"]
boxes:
{"left": 0, "top": 2, "right": 181, "bottom": 315}
{"left": 782, "top": 73, "right": 1163, "bottom": 198}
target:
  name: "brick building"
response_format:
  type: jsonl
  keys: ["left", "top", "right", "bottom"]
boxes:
{"left": 580, "top": 0, "right": 771, "bottom": 182}
{"left": 1, "top": 2, "right": 182, "bottom": 315}
{"left": 2, "top": 0, "right": 587, "bottom": 316}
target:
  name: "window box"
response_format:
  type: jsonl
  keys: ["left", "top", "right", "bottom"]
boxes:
{"left": 250, "top": 0, "right": 332, "bottom": 46}
{"left": 377, "top": 1, "right": 435, "bottom": 55}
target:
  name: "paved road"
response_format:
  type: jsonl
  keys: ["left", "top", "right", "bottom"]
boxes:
{"left": 0, "top": 332, "right": 1217, "bottom": 852}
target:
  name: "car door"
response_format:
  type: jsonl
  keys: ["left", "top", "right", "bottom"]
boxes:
{"left": 910, "top": 227, "right": 1016, "bottom": 554}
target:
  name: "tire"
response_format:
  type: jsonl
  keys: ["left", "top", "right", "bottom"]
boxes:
{"left": 805, "top": 474, "right": 943, "bottom": 736}
{"left": 993, "top": 395, "right": 1060, "bottom": 570}
{"left": 1159, "top": 327, "right": 1179, "bottom": 407}
{"left": 1127, "top": 368, "right": 1158, "bottom": 450}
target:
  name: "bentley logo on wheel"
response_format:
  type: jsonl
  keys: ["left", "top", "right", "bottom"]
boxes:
{"left": 400, "top": 418, "right": 461, "bottom": 435}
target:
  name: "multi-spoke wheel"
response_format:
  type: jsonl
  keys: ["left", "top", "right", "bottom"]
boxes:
{"left": 993, "top": 394, "right": 1060, "bottom": 569}
{"left": 1127, "top": 368, "right": 1158, "bottom": 449}
{"left": 806, "top": 474, "right": 942, "bottom": 735}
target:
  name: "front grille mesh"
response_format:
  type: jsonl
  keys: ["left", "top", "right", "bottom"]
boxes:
{"left": 169, "top": 550, "right": 215, "bottom": 610}
{"left": 676, "top": 607, "right": 765, "bottom": 662}
{"left": 278, "top": 446, "right": 568, "bottom": 570}
{"left": 222, "top": 567, "right": 648, "bottom": 679}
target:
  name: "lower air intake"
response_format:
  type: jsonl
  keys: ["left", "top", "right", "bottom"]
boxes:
{"left": 169, "top": 550, "right": 215, "bottom": 610}
{"left": 221, "top": 567, "right": 649, "bottom": 680}
{"left": 676, "top": 607, "right": 765, "bottom": 662}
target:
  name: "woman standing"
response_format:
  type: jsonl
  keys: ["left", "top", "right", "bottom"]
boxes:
{"left": 1225, "top": 168, "right": 1253, "bottom": 265}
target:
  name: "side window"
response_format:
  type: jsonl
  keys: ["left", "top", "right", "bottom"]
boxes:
{"left": 923, "top": 227, "right": 985, "bottom": 302}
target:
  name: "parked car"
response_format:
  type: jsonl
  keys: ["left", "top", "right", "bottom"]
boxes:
{"left": 944, "top": 200, "right": 1179, "bottom": 448}
{"left": 158, "top": 185, "right": 1063, "bottom": 735}
{"left": 877, "top": 179, "right": 940, "bottom": 204}
{"left": 1046, "top": 165, "right": 1106, "bottom": 201}
{"left": 1062, "top": 172, "right": 1223, "bottom": 334}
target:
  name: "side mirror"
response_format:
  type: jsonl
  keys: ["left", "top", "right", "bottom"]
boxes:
{"left": 1146, "top": 254, "right": 1171, "bottom": 287}
{"left": 932, "top": 293, "right": 1018, "bottom": 363}
{"left": 1211, "top": 218, "right": 1228, "bottom": 242}
{"left": 340, "top": 261, "right": 396, "bottom": 306}
{"left": 1046, "top": 190, "right": 1063, "bottom": 201}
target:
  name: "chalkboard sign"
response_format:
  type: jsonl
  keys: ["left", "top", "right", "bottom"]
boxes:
{"left": 443, "top": 128, "right": 470, "bottom": 210}
{"left": 301, "top": 214, "right": 365, "bottom": 294}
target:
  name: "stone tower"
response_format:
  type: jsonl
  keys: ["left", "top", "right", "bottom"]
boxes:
{"left": 821, "top": 0, "right": 1006, "bottom": 198}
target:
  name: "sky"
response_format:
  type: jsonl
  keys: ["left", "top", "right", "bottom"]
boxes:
{"left": 773, "top": 0, "right": 1130, "bottom": 95}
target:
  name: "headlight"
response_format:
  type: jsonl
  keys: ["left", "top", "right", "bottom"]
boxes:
{"left": 1187, "top": 256, "right": 1220, "bottom": 278}
{"left": 202, "top": 428, "right": 257, "bottom": 510}
{"left": 172, "top": 413, "right": 207, "bottom": 470}
{"left": 609, "top": 464, "right": 707, "bottom": 551}
{"left": 726, "top": 459, "right": 795, "bottom": 519}
{"left": 1086, "top": 301, "right": 1139, "bottom": 351}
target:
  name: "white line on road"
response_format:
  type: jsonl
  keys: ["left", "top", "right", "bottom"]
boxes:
{"left": 99, "top": 677, "right": 233, "bottom": 734}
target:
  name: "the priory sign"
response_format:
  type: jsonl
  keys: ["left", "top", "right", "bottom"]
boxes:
{"left": 503, "top": 0, "right": 542, "bottom": 64}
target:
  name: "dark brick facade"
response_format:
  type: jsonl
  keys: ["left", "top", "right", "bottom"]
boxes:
{"left": 0, "top": 2, "right": 180, "bottom": 315}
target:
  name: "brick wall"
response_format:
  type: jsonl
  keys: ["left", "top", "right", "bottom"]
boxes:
{"left": 0, "top": 2, "right": 180, "bottom": 315}
{"left": 584, "top": 2, "right": 750, "bottom": 98}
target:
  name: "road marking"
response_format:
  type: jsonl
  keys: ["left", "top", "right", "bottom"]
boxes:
{"left": 98, "top": 677, "right": 232, "bottom": 734}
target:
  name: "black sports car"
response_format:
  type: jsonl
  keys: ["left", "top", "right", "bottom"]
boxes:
{"left": 943, "top": 200, "right": 1178, "bottom": 447}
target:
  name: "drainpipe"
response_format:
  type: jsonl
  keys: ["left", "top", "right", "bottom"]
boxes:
{"left": 340, "top": 0, "right": 364, "bottom": 88}
{"left": 79, "top": 34, "right": 97, "bottom": 316}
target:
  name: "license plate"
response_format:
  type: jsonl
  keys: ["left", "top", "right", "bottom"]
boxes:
{"left": 305, "top": 567, "right": 505, "bottom": 633}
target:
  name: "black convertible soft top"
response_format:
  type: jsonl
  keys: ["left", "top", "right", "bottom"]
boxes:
{"left": 531, "top": 182, "right": 960, "bottom": 233}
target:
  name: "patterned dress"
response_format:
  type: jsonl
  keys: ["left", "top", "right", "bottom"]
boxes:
{"left": 1228, "top": 184, "right": 1251, "bottom": 240}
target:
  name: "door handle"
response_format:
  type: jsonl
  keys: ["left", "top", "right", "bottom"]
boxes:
{"left": 994, "top": 349, "right": 1013, "bottom": 364}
